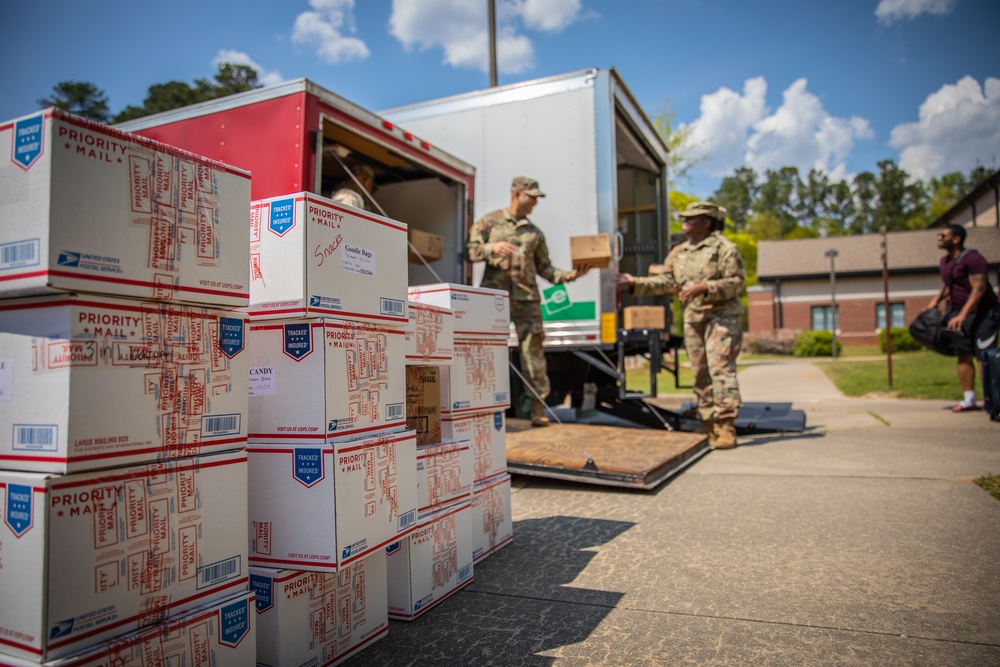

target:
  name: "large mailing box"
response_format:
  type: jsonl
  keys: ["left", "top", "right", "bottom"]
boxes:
{"left": 441, "top": 409, "right": 507, "bottom": 483}
{"left": 0, "top": 294, "right": 248, "bottom": 474}
{"left": 403, "top": 301, "right": 454, "bottom": 366}
{"left": 407, "top": 284, "right": 510, "bottom": 340}
{"left": 445, "top": 339, "right": 511, "bottom": 415}
{"left": 0, "top": 451, "right": 249, "bottom": 662}
{"left": 248, "top": 193, "right": 407, "bottom": 325}
{"left": 247, "top": 432, "right": 418, "bottom": 572}
{"left": 2, "top": 591, "right": 257, "bottom": 667}
{"left": 0, "top": 108, "right": 250, "bottom": 307}
{"left": 406, "top": 366, "right": 442, "bottom": 447}
{"left": 248, "top": 318, "right": 406, "bottom": 444}
{"left": 407, "top": 228, "right": 443, "bottom": 264}
{"left": 416, "top": 439, "right": 472, "bottom": 517}
{"left": 472, "top": 473, "right": 513, "bottom": 563}
{"left": 622, "top": 305, "right": 665, "bottom": 330}
{"left": 250, "top": 551, "right": 388, "bottom": 667}
{"left": 386, "top": 501, "right": 473, "bottom": 621}
{"left": 570, "top": 233, "right": 611, "bottom": 269}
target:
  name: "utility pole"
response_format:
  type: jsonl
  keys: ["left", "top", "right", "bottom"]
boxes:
{"left": 825, "top": 249, "right": 839, "bottom": 360}
{"left": 488, "top": 0, "right": 498, "bottom": 87}
{"left": 880, "top": 227, "right": 893, "bottom": 388}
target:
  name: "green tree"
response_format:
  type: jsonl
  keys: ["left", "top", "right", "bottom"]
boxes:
{"left": 747, "top": 210, "right": 782, "bottom": 240}
{"left": 652, "top": 97, "right": 704, "bottom": 190}
{"left": 796, "top": 169, "right": 831, "bottom": 229}
{"left": 713, "top": 166, "right": 757, "bottom": 231}
{"left": 727, "top": 231, "right": 758, "bottom": 287}
{"left": 37, "top": 81, "right": 111, "bottom": 123}
{"left": 112, "top": 63, "right": 263, "bottom": 123}
{"left": 871, "top": 159, "right": 926, "bottom": 231}
{"left": 754, "top": 167, "right": 801, "bottom": 236}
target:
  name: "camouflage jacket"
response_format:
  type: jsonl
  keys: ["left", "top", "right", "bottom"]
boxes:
{"left": 631, "top": 233, "right": 745, "bottom": 323}
{"left": 330, "top": 181, "right": 369, "bottom": 211}
{"left": 467, "top": 208, "right": 573, "bottom": 302}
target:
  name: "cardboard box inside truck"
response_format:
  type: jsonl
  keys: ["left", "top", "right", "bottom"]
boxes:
{"left": 0, "top": 108, "right": 251, "bottom": 307}
{"left": 408, "top": 228, "right": 444, "bottom": 263}
{"left": 622, "top": 305, "right": 665, "bottom": 330}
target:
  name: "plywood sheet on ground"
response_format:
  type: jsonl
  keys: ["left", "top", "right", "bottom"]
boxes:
{"left": 505, "top": 421, "right": 709, "bottom": 489}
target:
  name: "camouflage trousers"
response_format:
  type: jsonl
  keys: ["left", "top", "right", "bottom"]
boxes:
{"left": 510, "top": 300, "right": 549, "bottom": 401}
{"left": 684, "top": 315, "right": 743, "bottom": 421}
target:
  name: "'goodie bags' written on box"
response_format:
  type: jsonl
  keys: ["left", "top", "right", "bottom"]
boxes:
{"left": 0, "top": 108, "right": 251, "bottom": 307}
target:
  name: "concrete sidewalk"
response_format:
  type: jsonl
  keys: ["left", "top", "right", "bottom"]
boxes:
{"left": 347, "top": 361, "right": 1000, "bottom": 666}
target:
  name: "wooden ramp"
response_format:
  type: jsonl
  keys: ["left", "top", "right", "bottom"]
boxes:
{"left": 505, "top": 421, "right": 710, "bottom": 490}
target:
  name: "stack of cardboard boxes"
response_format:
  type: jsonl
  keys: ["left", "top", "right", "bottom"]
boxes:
{"left": 408, "top": 285, "right": 515, "bottom": 566}
{"left": 0, "top": 109, "right": 256, "bottom": 665}
{"left": 244, "top": 191, "right": 417, "bottom": 665}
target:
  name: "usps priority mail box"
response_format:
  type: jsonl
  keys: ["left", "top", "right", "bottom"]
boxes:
{"left": 407, "top": 284, "right": 510, "bottom": 340}
{"left": 248, "top": 193, "right": 408, "bottom": 325}
{"left": 403, "top": 300, "right": 454, "bottom": 366}
{"left": 247, "top": 432, "right": 418, "bottom": 572}
{"left": 0, "top": 108, "right": 251, "bottom": 307}
{"left": 441, "top": 409, "right": 507, "bottom": 483}
{"left": 0, "top": 591, "right": 256, "bottom": 667}
{"left": 0, "top": 450, "right": 249, "bottom": 662}
{"left": 0, "top": 294, "right": 248, "bottom": 473}
{"left": 471, "top": 473, "right": 513, "bottom": 563}
{"left": 444, "top": 339, "right": 511, "bottom": 416}
{"left": 416, "top": 439, "right": 472, "bottom": 517}
{"left": 248, "top": 318, "right": 406, "bottom": 444}
{"left": 386, "top": 501, "right": 473, "bottom": 621}
{"left": 249, "top": 552, "right": 388, "bottom": 667}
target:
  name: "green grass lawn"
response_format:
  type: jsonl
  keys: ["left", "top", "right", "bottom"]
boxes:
{"left": 817, "top": 349, "right": 977, "bottom": 401}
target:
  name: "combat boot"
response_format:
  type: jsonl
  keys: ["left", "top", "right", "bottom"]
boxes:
{"left": 712, "top": 418, "right": 738, "bottom": 449}
{"left": 530, "top": 400, "right": 550, "bottom": 427}
{"left": 696, "top": 418, "right": 715, "bottom": 438}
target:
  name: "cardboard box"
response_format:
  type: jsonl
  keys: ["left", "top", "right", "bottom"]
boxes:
{"left": 0, "top": 294, "right": 248, "bottom": 474}
{"left": 247, "top": 432, "right": 418, "bottom": 572}
{"left": 0, "top": 108, "right": 251, "bottom": 307}
{"left": 403, "top": 300, "right": 454, "bottom": 365}
{"left": 622, "top": 305, "right": 665, "bottom": 330}
{"left": 0, "top": 451, "right": 249, "bottom": 662}
{"left": 406, "top": 366, "right": 442, "bottom": 446}
{"left": 2, "top": 592, "right": 258, "bottom": 667}
{"left": 444, "top": 339, "right": 511, "bottom": 415}
{"left": 250, "top": 552, "right": 388, "bottom": 667}
{"left": 408, "top": 284, "right": 510, "bottom": 340}
{"left": 407, "top": 228, "right": 443, "bottom": 263}
{"left": 441, "top": 409, "right": 507, "bottom": 483}
{"left": 471, "top": 473, "right": 513, "bottom": 563}
{"left": 570, "top": 234, "right": 611, "bottom": 269}
{"left": 248, "top": 318, "right": 407, "bottom": 444}
{"left": 248, "top": 192, "right": 408, "bottom": 325}
{"left": 386, "top": 502, "right": 474, "bottom": 621}
{"left": 416, "top": 439, "right": 472, "bottom": 516}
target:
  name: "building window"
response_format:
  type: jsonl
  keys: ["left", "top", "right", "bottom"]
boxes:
{"left": 811, "top": 305, "right": 839, "bottom": 331}
{"left": 876, "top": 303, "right": 906, "bottom": 330}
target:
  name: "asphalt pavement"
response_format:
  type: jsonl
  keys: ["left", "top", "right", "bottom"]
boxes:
{"left": 346, "top": 360, "right": 1000, "bottom": 666}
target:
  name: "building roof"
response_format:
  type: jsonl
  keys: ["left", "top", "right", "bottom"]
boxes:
{"left": 929, "top": 167, "right": 1000, "bottom": 228}
{"left": 757, "top": 227, "right": 1000, "bottom": 281}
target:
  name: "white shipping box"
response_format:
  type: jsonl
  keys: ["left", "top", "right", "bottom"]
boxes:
{"left": 0, "top": 451, "right": 249, "bottom": 662}
{"left": 408, "top": 284, "right": 510, "bottom": 340}
{"left": 405, "top": 366, "right": 441, "bottom": 447}
{"left": 403, "top": 300, "right": 454, "bottom": 365}
{"left": 472, "top": 473, "right": 513, "bottom": 563}
{"left": 247, "top": 432, "right": 418, "bottom": 572}
{"left": 386, "top": 502, "right": 473, "bottom": 621}
{"left": 0, "top": 108, "right": 251, "bottom": 307}
{"left": 416, "top": 439, "right": 472, "bottom": 517}
{"left": 248, "top": 318, "right": 406, "bottom": 444}
{"left": 444, "top": 339, "right": 511, "bottom": 415}
{"left": 249, "top": 552, "right": 388, "bottom": 667}
{"left": 248, "top": 193, "right": 408, "bottom": 325}
{"left": 441, "top": 409, "right": 507, "bottom": 483}
{"left": 0, "top": 294, "right": 248, "bottom": 473}
{"left": 2, "top": 592, "right": 257, "bottom": 667}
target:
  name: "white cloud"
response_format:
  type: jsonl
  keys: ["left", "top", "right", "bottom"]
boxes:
{"left": 389, "top": 0, "right": 583, "bottom": 74}
{"left": 890, "top": 76, "right": 1000, "bottom": 179}
{"left": 292, "top": 0, "right": 370, "bottom": 64}
{"left": 685, "top": 77, "right": 873, "bottom": 182}
{"left": 213, "top": 50, "right": 284, "bottom": 87}
{"left": 875, "top": 0, "right": 957, "bottom": 25}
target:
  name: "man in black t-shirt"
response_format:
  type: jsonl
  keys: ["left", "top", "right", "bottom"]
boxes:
{"left": 928, "top": 224, "right": 1000, "bottom": 412}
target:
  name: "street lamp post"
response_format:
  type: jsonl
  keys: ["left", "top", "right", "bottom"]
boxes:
{"left": 825, "top": 249, "right": 839, "bottom": 360}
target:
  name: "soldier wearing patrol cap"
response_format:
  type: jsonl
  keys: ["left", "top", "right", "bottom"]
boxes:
{"left": 615, "top": 201, "right": 746, "bottom": 449}
{"left": 467, "top": 176, "right": 590, "bottom": 427}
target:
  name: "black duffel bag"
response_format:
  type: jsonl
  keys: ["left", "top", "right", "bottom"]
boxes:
{"left": 909, "top": 307, "right": 973, "bottom": 356}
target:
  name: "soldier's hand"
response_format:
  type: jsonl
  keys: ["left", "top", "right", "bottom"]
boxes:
{"left": 614, "top": 273, "right": 635, "bottom": 289}
{"left": 678, "top": 282, "right": 708, "bottom": 304}
{"left": 492, "top": 241, "right": 517, "bottom": 257}
{"left": 570, "top": 263, "right": 593, "bottom": 280}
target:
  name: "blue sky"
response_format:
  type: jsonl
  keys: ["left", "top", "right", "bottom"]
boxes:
{"left": 2, "top": 0, "right": 997, "bottom": 197}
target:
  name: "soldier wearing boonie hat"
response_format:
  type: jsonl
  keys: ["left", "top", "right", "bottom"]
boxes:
{"left": 615, "top": 200, "right": 746, "bottom": 449}
{"left": 467, "top": 176, "right": 589, "bottom": 427}
{"left": 327, "top": 163, "right": 377, "bottom": 211}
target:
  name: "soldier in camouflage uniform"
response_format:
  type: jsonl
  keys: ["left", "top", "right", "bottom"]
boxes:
{"left": 616, "top": 201, "right": 746, "bottom": 448}
{"left": 327, "top": 163, "right": 376, "bottom": 211}
{"left": 467, "top": 176, "right": 588, "bottom": 426}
